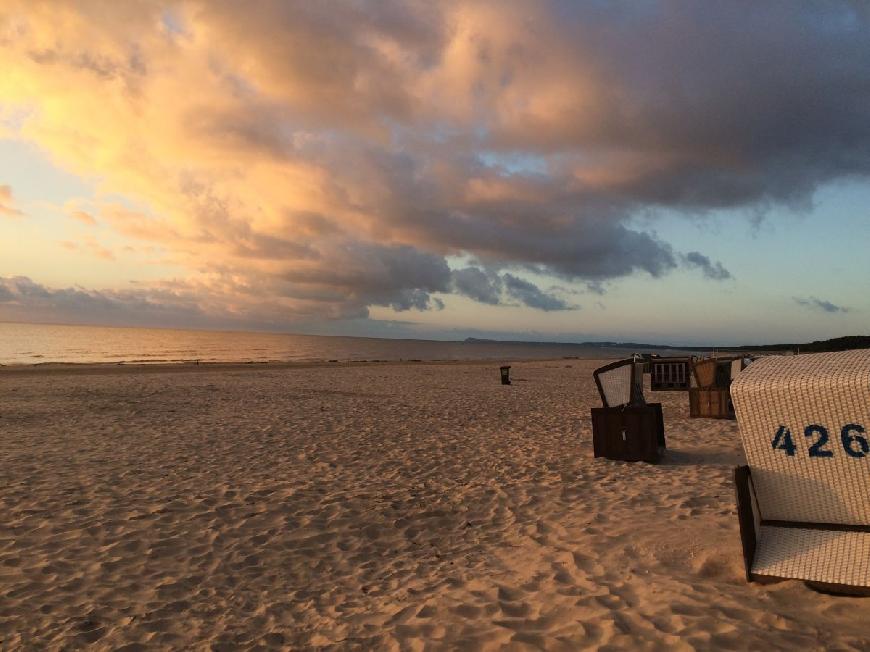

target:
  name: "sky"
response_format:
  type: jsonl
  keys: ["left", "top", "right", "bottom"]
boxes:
{"left": 0, "top": 1, "right": 868, "bottom": 346}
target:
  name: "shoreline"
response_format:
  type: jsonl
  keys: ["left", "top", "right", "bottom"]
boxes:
{"left": 0, "top": 356, "right": 598, "bottom": 377}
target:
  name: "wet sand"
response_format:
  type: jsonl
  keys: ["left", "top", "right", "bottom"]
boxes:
{"left": 1, "top": 360, "right": 867, "bottom": 650}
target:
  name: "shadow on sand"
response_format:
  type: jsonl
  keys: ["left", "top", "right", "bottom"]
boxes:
{"left": 658, "top": 449, "right": 745, "bottom": 467}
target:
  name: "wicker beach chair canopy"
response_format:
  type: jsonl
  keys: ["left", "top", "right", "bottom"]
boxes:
{"left": 593, "top": 359, "right": 645, "bottom": 408}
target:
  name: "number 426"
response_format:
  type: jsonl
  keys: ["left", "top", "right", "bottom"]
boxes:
{"left": 772, "top": 423, "right": 869, "bottom": 458}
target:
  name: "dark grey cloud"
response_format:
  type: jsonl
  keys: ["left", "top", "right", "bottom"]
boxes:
{"left": 391, "top": 288, "right": 438, "bottom": 312}
{"left": 314, "top": 138, "right": 683, "bottom": 285}
{"left": 279, "top": 242, "right": 451, "bottom": 315}
{"left": 683, "top": 252, "right": 732, "bottom": 281}
{"left": 581, "top": 281, "right": 607, "bottom": 296}
{"left": 794, "top": 297, "right": 850, "bottom": 314}
{"left": 0, "top": 276, "right": 210, "bottom": 328}
{"left": 0, "top": 272, "right": 452, "bottom": 331}
{"left": 451, "top": 267, "right": 503, "bottom": 305}
{"left": 450, "top": 267, "right": 579, "bottom": 311}
{"left": 502, "top": 274, "right": 572, "bottom": 311}
{"left": 488, "top": 2, "right": 870, "bottom": 211}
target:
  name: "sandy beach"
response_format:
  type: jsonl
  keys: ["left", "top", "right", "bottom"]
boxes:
{"left": 1, "top": 359, "right": 867, "bottom": 650}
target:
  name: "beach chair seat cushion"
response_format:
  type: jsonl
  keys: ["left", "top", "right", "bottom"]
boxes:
{"left": 753, "top": 526, "right": 870, "bottom": 587}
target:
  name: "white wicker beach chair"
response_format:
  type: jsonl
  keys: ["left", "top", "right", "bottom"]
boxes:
{"left": 731, "top": 349, "right": 870, "bottom": 590}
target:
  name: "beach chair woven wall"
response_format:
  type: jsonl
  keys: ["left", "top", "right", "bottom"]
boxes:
{"left": 731, "top": 349, "right": 870, "bottom": 591}
{"left": 594, "top": 359, "right": 645, "bottom": 408}
{"left": 591, "top": 359, "right": 665, "bottom": 463}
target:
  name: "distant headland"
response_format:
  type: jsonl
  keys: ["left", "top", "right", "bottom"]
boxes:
{"left": 463, "top": 335, "right": 870, "bottom": 354}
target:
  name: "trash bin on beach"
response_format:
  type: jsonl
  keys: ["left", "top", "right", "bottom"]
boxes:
{"left": 500, "top": 365, "right": 511, "bottom": 385}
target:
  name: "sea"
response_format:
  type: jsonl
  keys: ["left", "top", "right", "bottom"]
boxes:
{"left": 0, "top": 321, "right": 693, "bottom": 366}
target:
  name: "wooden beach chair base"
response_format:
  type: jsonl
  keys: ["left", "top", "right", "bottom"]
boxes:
{"left": 591, "top": 403, "right": 665, "bottom": 463}
{"left": 689, "top": 388, "right": 735, "bottom": 419}
{"left": 734, "top": 466, "right": 870, "bottom": 592}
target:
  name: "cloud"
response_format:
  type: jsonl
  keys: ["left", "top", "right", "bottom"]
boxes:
{"left": 278, "top": 241, "right": 451, "bottom": 314}
{"left": 61, "top": 237, "right": 115, "bottom": 261}
{"left": 793, "top": 297, "right": 850, "bottom": 314}
{"left": 0, "top": 2, "right": 868, "bottom": 325}
{"left": 69, "top": 210, "right": 97, "bottom": 226}
{"left": 584, "top": 281, "right": 607, "bottom": 296}
{"left": 0, "top": 274, "right": 399, "bottom": 329}
{"left": 502, "top": 273, "right": 572, "bottom": 311}
{"left": 451, "top": 267, "right": 503, "bottom": 304}
{"left": 682, "top": 251, "right": 732, "bottom": 281}
{"left": 0, "top": 275, "right": 208, "bottom": 328}
{"left": 450, "top": 267, "right": 577, "bottom": 311}
{"left": 0, "top": 184, "right": 23, "bottom": 217}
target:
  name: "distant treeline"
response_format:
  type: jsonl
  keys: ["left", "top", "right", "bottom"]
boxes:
{"left": 730, "top": 335, "right": 870, "bottom": 354}
{"left": 463, "top": 335, "right": 870, "bottom": 354}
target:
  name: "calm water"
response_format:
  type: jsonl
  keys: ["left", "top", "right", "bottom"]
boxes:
{"left": 0, "top": 322, "right": 689, "bottom": 366}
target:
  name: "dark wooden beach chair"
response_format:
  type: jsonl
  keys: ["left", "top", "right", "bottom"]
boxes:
{"left": 688, "top": 356, "right": 748, "bottom": 419}
{"left": 650, "top": 356, "right": 693, "bottom": 391}
{"left": 732, "top": 350, "right": 870, "bottom": 592}
{"left": 590, "top": 359, "right": 665, "bottom": 463}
